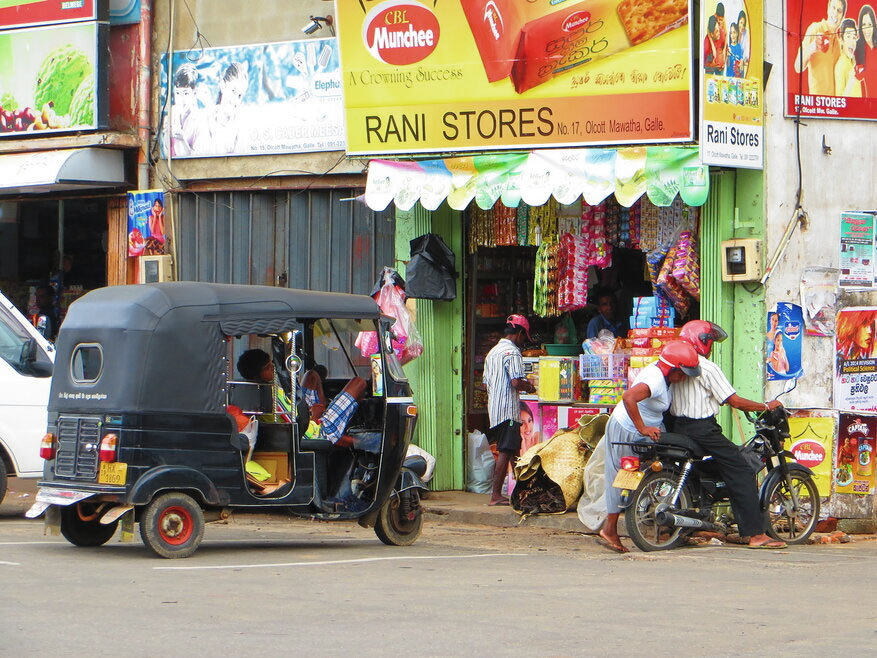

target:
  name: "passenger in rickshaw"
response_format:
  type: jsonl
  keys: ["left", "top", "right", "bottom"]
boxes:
{"left": 237, "top": 349, "right": 381, "bottom": 452}
{"left": 301, "top": 358, "right": 328, "bottom": 418}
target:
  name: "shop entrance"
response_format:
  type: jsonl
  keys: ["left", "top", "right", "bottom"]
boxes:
{"left": 464, "top": 194, "right": 703, "bottom": 457}
{"left": 0, "top": 197, "right": 109, "bottom": 334}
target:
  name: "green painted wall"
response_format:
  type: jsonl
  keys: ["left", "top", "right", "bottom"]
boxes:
{"left": 700, "top": 169, "right": 766, "bottom": 444}
{"left": 394, "top": 204, "right": 465, "bottom": 489}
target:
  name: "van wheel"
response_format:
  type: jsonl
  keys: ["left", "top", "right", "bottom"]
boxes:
{"left": 0, "top": 460, "right": 7, "bottom": 505}
{"left": 60, "top": 503, "right": 118, "bottom": 547}
{"left": 374, "top": 489, "right": 423, "bottom": 546}
{"left": 139, "top": 493, "right": 204, "bottom": 559}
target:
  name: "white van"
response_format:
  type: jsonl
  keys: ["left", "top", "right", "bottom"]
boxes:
{"left": 0, "top": 290, "right": 54, "bottom": 504}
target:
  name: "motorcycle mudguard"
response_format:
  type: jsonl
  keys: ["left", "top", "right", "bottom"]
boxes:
{"left": 398, "top": 468, "right": 427, "bottom": 493}
{"left": 759, "top": 462, "right": 815, "bottom": 509}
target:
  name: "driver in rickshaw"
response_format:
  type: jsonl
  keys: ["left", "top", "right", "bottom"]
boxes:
{"left": 236, "top": 349, "right": 380, "bottom": 452}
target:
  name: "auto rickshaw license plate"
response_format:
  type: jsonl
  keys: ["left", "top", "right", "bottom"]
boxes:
{"left": 99, "top": 462, "right": 128, "bottom": 485}
{"left": 612, "top": 469, "right": 643, "bottom": 490}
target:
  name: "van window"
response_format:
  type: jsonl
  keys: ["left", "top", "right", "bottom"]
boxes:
{"left": 0, "top": 301, "right": 33, "bottom": 375}
{"left": 71, "top": 344, "right": 103, "bottom": 383}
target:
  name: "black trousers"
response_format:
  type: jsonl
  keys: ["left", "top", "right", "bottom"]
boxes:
{"left": 672, "top": 416, "right": 764, "bottom": 537}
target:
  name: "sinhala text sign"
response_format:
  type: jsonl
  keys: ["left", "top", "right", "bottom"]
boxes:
{"left": 335, "top": 0, "right": 694, "bottom": 155}
{"left": 699, "top": 0, "right": 763, "bottom": 168}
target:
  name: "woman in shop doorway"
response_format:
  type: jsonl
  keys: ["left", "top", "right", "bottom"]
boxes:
{"left": 586, "top": 288, "right": 625, "bottom": 339}
{"left": 857, "top": 5, "right": 877, "bottom": 97}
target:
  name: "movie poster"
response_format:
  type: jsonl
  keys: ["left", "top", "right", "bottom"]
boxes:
{"left": 127, "top": 190, "right": 166, "bottom": 257}
{"left": 766, "top": 302, "right": 804, "bottom": 380}
{"left": 835, "top": 307, "right": 877, "bottom": 411}
{"left": 784, "top": 0, "right": 877, "bottom": 121}
{"left": 836, "top": 413, "right": 877, "bottom": 495}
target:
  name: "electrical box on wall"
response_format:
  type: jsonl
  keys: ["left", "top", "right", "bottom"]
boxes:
{"left": 138, "top": 255, "right": 174, "bottom": 284}
{"left": 720, "top": 239, "right": 761, "bottom": 282}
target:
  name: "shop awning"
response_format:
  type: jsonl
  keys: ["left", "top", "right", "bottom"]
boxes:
{"left": 365, "top": 146, "right": 710, "bottom": 212}
{"left": 0, "top": 147, "right": 126, "bottom": 195}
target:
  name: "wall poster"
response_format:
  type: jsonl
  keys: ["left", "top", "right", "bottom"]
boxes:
{"left": 836, "top": 413, "right": 876, "bottom": 495}
{"left": 839, "top": 211, "right": 876, "bottom": 288}
{"left": 766, "top": 302, "right": 804, "bottom": 380}
{"left": 835, "top": 307, "right": 877, "bottom": 411}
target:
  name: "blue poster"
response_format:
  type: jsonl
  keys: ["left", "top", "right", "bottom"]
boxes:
{"left": 766, "top": 302, "right": 804, "bottom": 381}
{"left": 127, "top": 189, "right": 166, "bottom": 257}
{"left": 158, "top": 37, "right": 344, "bottom": 158}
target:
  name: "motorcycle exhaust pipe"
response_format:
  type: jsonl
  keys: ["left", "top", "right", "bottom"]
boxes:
{"left": 656, "top": 511, "right": 723, "bottom": 533}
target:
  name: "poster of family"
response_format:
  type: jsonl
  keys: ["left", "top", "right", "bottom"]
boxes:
{"left": 159, "top": 36, "right": 345, "bottom": 158}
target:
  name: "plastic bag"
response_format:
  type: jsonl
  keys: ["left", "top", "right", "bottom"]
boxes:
{"left": 376, "top": 275, "right": 423, "bottom": 364}
{"left": 466, "top": 430, "right": 495, "bottom": 494}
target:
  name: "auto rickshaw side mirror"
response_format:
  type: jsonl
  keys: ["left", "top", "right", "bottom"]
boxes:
{"left": 230, "top": 433, "right": 250, "bottom": 451}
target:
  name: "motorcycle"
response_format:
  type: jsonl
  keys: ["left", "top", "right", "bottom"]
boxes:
{"left": 612, "top": 407, "right": 820, "bottom": 552}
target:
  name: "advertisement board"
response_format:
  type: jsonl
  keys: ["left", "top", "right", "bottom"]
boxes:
{"left": 335, "top": 0, "right": 694, "bottom": 155}
{"left": 0, "top": 0, "right": 103, "bottom": 30}
{"left": 699, "top": 0, "right": 763, "bottom": 168}
{"left": 109, "top": 0, "right": 140, "bottom": 25}
{"left": 787, "top": 412, "right": 836, "bottom": 497}
{"left": 839, "top": 211, "right": 877, "bottom": 288}
{"left": 835, "top": 306, "right": 877, "bottom": 411}
{"left": 784, "top": 0, "right": 877, "bottom": 120}
{"left": 159, "top": 37, "right": 345, "bottom": 158}
{"left": 836, "top": 413, "right": 876, "bottom": 495}
{"left": 765, "top": 302, "right": 804, "bottom": 380}
{"left": 127, "top": 190, "right": 166, "bottom": 257}
{"left": 0, "top": 21, "right": 106, "bottom": 138}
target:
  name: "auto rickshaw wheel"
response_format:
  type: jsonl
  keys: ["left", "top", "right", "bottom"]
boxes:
{"left": 374, "top": 489, "right": 423, "bottom": 546}
{"left": 139, "top": 492, "right": 205, "bottom": 559}
{"left": 60, "top": 503, "right": 118, "bottom": 547}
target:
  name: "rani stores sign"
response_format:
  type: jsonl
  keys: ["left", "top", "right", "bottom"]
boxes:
{"left": 336, "top": 0, "right": 695, "bottom": 155}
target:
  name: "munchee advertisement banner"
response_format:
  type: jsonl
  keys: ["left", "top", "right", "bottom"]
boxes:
{"left": 159, "top": 37, "right": 345, "bottom": 158}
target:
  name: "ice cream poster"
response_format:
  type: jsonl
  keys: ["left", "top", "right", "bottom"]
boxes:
{"left": 127, "top": 190, "right": 166, "bottom": 257}
{"left": 836, "top": 413, "right": 877, "bottom": 495}
{"left": 765, "top": 302, "right": 804, "bottom": 381}
{"left": 0, "top": 22, "right": 104, "bottom": 138}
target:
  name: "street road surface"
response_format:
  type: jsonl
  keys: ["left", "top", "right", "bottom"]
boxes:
{"left": 1, "top": 497, "right": 876, "bottom": 657}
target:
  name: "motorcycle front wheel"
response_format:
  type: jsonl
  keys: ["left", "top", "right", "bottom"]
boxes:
{"left": 625, "top": 471, "right": 692, "bottom": 552}
{"left": 763, "top": 472, "right": 820, "bottom": 545}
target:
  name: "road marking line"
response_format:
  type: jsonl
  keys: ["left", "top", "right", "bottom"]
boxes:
{"left": 154, "top": 552, "right": 528, "bottom": 571}
{"left": 0, "top": 541, "right": 67, "bottom": 546}
{"left": 0, "top": 560, "right": 20, "bottom": 566}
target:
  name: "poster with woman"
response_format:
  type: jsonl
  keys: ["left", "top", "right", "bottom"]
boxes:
{"left": 765, "top": 302, "right": 804, "bottom": 380}
{"left": 126, "top": 189, "right": 166, "bottom": 257}
{"left": 835, "top": 307, "right": 877, "bottom": 411}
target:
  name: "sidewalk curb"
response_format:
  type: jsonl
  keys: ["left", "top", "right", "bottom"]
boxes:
{"left": 423, "top": 505, "right": 590, "bottom": 533}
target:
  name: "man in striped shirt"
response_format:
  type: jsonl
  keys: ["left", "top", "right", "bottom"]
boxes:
{"left": 483, "top": 315, "right": 536, "bottom": 506}
{"left": 673, "top": 320, "right": 786, "bottom": 549}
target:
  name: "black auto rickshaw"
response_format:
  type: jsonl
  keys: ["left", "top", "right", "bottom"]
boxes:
{"left": 27, "top": 282, "right": 426, "bottom": 558}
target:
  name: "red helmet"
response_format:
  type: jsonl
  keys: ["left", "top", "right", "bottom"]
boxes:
{"left": 506, "top": 314, "right": 532, "bottom": 341}
{"left": 658, "top": 341, "right": 702, "bottom": 377}
{"left": 679, "top": 320, "right": 728, "bottom": 356}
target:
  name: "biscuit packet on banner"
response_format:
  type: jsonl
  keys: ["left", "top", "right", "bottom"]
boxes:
{"left": 462, "top": 0, "right": 689, "bottom": 94}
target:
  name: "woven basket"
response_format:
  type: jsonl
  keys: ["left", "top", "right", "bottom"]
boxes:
{"left": 514, "top": 413, "right": 610, "bottom": 511}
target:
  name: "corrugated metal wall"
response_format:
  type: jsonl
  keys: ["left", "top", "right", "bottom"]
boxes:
{"left": 174, "top": 189, "right": 395, "bottom": 294}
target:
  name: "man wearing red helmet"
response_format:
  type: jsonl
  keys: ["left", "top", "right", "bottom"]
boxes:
{"left": 599, "top": 341, "right": 701, "bottom": 553}
{"left": 483, "top": 315, "right": 536, "bottom": 506}
{"left": 673, "top": 320, "right": 786, "bottom": 549}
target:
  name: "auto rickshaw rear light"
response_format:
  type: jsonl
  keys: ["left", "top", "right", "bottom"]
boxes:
{"left": 99, "top": 433, "right": 118, "bottom": 463}
{"left": 406, "top": 405, "right": 417, "bottom": 417}
{"left": 39, "top": 433, "right": 56, "bottom": 460}
{"left": 620, "top": 456, "right": 640, "bottom": 471}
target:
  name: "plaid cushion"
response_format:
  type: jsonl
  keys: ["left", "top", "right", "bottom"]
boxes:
{"left": 319, "top": 391, "right": 358, "bottom": 444}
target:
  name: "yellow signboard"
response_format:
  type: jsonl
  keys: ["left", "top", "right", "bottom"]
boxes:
{"left": 336, "top": 0, "right": 694, "bottom": 155}
{"left": 786, "top": 415, "right": 835, "bottom": 498}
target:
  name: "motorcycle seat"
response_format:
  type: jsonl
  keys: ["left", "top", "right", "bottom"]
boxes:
{"left": 657, "top": 432, "right": 706, "bottom": 458}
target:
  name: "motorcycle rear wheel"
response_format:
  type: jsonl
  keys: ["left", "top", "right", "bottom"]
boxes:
{"left": 763, "top": 472, "right": 820, "bottom": 545}
{"left": 374, "top": 489, "right": 423, "bottom": 546}
{"left": 625, "top": 471, "right": 692, "bottom": 552}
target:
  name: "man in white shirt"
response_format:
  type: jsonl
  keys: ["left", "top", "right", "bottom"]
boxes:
{"left": 483, "top": 315, "right": 536, "bottom": 506}
{"left": 674, "top": 320, "right": 786, "bottom": 549}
